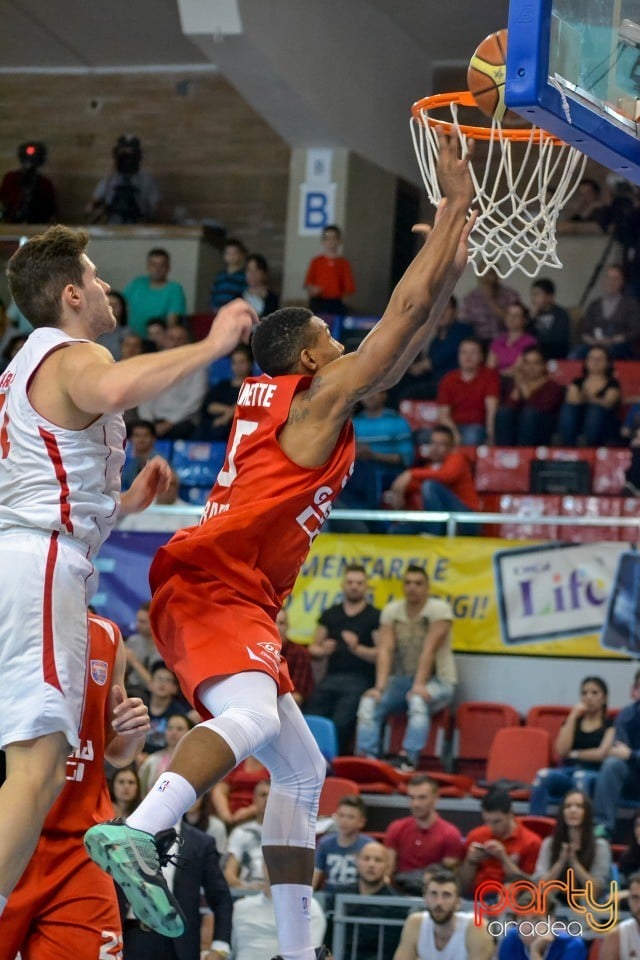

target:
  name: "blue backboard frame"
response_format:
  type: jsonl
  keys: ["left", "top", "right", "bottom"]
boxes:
{"left": 506, "top": 0, "right": 640, "bottom": 185}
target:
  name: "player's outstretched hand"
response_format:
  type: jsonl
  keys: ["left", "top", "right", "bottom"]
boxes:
{"left": 120, "top": 456, "right": 173, "bottom": 515}
{"left": 208, "top": 299, "right": 258, "bottom": 356}
{"left": 435, "top": 128, "right": 475, "bottom": 211}
{"left": 412, "top": 198, "right": 478, "bottom": 275}
{"left": 109, "top": 684, "right": 151, "bottom": 736}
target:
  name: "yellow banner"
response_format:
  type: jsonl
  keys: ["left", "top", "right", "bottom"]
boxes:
{"left": 286, "top": 534, "right": 631, "bottom": 659}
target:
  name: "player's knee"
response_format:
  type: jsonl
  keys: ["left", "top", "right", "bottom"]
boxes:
{"left": 202, "top": 702, "right": 280, "bottom": 762}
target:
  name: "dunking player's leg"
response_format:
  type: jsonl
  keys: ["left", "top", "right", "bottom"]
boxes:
{"left": 0, "top": 733, "right": 69, "bottom": 911}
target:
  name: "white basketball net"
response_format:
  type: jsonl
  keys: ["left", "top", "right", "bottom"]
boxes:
{"left": 410, "top": 98, "right": 588, "bottom": 278}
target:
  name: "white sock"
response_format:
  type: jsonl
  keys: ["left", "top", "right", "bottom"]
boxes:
{"left": 270, "top": 883, "right": 314, "bottom": 960}
{"left": 126, "top": 772, "right": 197, "bottom": 836}
{"left": 0, "top": 893, "right": 6, "bottom": 916}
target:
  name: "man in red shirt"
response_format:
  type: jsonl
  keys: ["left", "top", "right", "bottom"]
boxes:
{"left": 437, "top": 338, "right": 500, "bottom": 445}
{"left": 304, "top": 224, "right": 355, "bottom": 316}
{"left": 460, "top": 787, "right": 541, "bottom": 898}
{"left": 384, "top": 775, "right": 464, "bottom": 895}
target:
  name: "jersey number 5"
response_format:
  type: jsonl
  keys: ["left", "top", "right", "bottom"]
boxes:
{"left": 217, "top": 418, "right": 258, "bottom": 487}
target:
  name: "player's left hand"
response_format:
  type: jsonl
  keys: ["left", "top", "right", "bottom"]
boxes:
{"left": 120, "top": 456, "right": 173, "bottom": 514}
{"left": 110, "top": 685, "right": 151, "bottom": 736}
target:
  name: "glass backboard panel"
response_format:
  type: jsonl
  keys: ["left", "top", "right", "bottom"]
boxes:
{"left": 506, "top": 0, "right": 640, "bottom": 184}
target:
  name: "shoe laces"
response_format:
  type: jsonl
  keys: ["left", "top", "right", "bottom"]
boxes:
{"left": 155, "top": 828, "right": 187, "bottom": 870}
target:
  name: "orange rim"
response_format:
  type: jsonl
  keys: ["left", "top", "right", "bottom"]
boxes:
{"left": 411, "top": 90, "right": 565, "bottom": 144}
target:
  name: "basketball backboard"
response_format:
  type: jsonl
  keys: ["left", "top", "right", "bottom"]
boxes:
{"left": 506, "top": 0, "right": 640, "bottom": 184}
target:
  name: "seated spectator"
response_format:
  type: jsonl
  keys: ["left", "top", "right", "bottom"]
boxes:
{"left": 144, "top": 317, "right": 168, "bottom": 351}
{"left": 88, "top": 134, "right": 160, "bottom": 224}
{"left": 619, "top": 815, "right": 640, "bottom": 888}
{"left": 558, "top": 176, "right": 607, "bottom": 235}
{"left": 572, "top": 265, "right": 640, "bottom": 360}
{"left": 337, "top": 841, "right": 408, "bottom": 960}
{"left": 497, "top": 889, "right": 587, "bottom": 959}
{"left": 231, "top": 867, "right": 326, "bottom": 960}
{"left": 529, "top": 676, "right": 615, "bottom": 815}
{"left": 384, "top": 776, "right": 464, "bottom": 895}
{"left": 392, "top": 295, "right": 473, "bottom": 401}
{"left": 243, "top": 253, "right": 280, "bottom": 317}
{"left": 460, "top": 787, "right": 541, "bottom": 897}
{"left": 313, "top": 795, "right": 372, "bottom": 895}
{"left": 121, "top": 419, "right": 161, "bottom": 491}
{"left": 123, "top": 601, "right": 160, "bottom": 697}
{"left": 211, "top": 755, "right": 270, "bottom": 828}
{"left": 183, "top": 792, "right": 228, "bottom": 856}
{"left": 141, "top": 660, "right": 191, "bottom": 755}
{"left": 97, "top": 290, "right": 131, "bottom": 360}
{"left": 138, "top": 712, "right": 192, "bottom": 795}
{"left": 594, "top": 670, "right": 640, "bottom": 838}
{"left": 137, "top": 324, "right": 208, "bottom": 439}
{"left": 223, "top": 780, "right": 270, "bottom": 891}
{"left": 437, "top": 338, "right": 500, "bottom": 445}
{"left": 355, "top": 567, "right": 456, "bottom": 772}
{"left": 195, "top": 343, "right": 253, "bottom": 442}
{"left": 387, "top": 425, "right": 479, "bottom": 535}
{"left": 494, "top": 346, "right": 565, "bottom": 447}
{"left": 120, "top": 332, "right": 144, "bottom": 360}
{"left": 394, "top": 866, "right": 494, "bottom": 960}
{"left": 534, "top": 790, "right": 611, "bottom": 900}
{"left": 305, "top": 223, "right": 355, "bottom": 316}
{"left": 528, "top": 278, "right": 572, "bottom": 359}
{"left": 460, "top": 267, "right": 520, "bottom": 343}
{"left": 276, "top": 608, "right": 314, "bottom": 708}
{"left": 210, "top": 237, "right": 247, "bottom": 309}
{"left": 487, "top": 302, "right": 537, "bottom": 376}
{"left": 109, "top": 766, "right": 142, "bottom": 820}
{"left": 123, "top": 247, "right": 186, "bottom": 337}
{"left": 338, "top": 390, "right": 414, "bottom": 511}
{"left": 306, "top": 565, "right": 380, "bottom": 754}
{"left": 0, "top": 140, "right": 57, "bottom": 223}
{"left": 558, "top": 345, "right": 621, "bottom": 447}
{"left": 601, "top": 871, "right": 640, "bottom": 959}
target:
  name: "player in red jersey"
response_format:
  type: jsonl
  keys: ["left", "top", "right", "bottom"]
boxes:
{"left": 85, "top": 131, "right": 477, "bottom": 959}
{"left": 0, "top": 613, "right": 149, "bottom": 960}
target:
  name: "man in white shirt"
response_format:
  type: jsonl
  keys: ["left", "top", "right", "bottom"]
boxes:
{"left": 232, "top": 870, "right": 326, "bottom": 960}
{"left": 224, "top": 781, "right": 270, "bottom": 892}
{"left": 137, "top": 325, "right": 208, "bottom": 439}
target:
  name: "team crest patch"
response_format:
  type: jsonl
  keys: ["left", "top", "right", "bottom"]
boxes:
{"left": 90, "top": 659, "right": 108, "bottom": 685}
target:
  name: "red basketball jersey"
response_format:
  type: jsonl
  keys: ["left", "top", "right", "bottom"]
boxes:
{"left": 150, "top": 374, "right": 354, "bottom": 606}
{"left": 43, "top": 614, "right": 118, "bottom": 836}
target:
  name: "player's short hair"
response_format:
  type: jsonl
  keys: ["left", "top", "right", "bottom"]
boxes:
{"left": 251, "top": 306, "right": 319, "bottom": 377}
{"left": 7, "top": 225, "right": 90, "bottom": 329}
{"left": 337, "top": 794, "right": 367, "bottom": 817}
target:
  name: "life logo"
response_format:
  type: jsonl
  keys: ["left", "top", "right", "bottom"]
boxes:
{"left": 474, "top": 870, "right": 618, "bottom": 936}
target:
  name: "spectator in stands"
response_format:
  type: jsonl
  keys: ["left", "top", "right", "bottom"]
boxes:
{"left": 461, "top": 787, "right": 541, "bottom": 897}
{"left": 437, "top": 338, "right": 500, "bottom": 445}
{"left": 593, "top": 670, "right": 640, "bottom": 838}
{"left": 211, "top": 755, "right": 270, "bottom": 829}
{"left": 313, "top": 795, "right": 372, "bottom": 895}
{"left": 487, "top": 302, "right": 538, "bottom": 376}
{"left": 559, "top": 176, "right": 606, "bottom": 234}
{"left": 123, "top": 248, "right": 186, "bottom": 337}
{"left": 384, "top": 776, "right": 464, "bottom": 894}
{"left": 123, "top": 601, "right": 160, "bottom": 698}
{"left": 494, "top": 346, "right": 566, "bottom": 446}
{"left": 0, "top": 297, "right": 32, "bottom": 371}
{"left": 529, "top": 278, "right": 573, "bottom": 359}
{"left": 572, "top": 265, "right": 640, "bottom": 360}
{"left": 138, "top": 713, "right": 192, "bottom": 795}
{"left": 2, "top": 333, "right": 28, "bottom": 370}
{"left": 109, "top": 766, "right": 142, "bottom": 820}
{"left": 0, "top": 140, "right": 57, "bottom": 223}
{"left": 306, "top": 564, "right": 380, "bottom": 754}
{"left": 394, "top": 866, "right": 495, "bottom": 960}
{"left": 558, "top": 345, "right": 622, "bottom": 447}
{"left": 96, "top": 291, "right": 131, "bottom": 360}
{"left": 196, "top": 343, "right": 253, "bottom": 442}
{"left": 304, "top": 223, "right": 355, "bottom": 315}
{"left": 183, "top": 791, "right": 228, "bottom": 856}
{"left": 601, "top": 871, "right": 640, "bottom": 959}
{"left": 223, "top": 780, "right": 270, "bottom": 891}
{"left": 529, "top": 676, "right": 615, "bottom": 815}
{"left": 88, "top": 134, "right": 160, "bottom": 224}
{"left": 144, "top": 317, "right": 168, "bottom": 351}
{"left": 121, "top": 419, "right": 161, "bottom": 491}
{"left": 141, "top": 661, "right": 192, "bottom": 756}
{"left": 618, "top": 813, "right": 640, "bottom": 886}
{"left": 498, "top": 889, "right": 587, "bottom": 959}
{"left": 392, "top": 295, "right": 473, "bottom": 401}
{"left": 210, "top": 237, "right": 248, "bottom": 310}
{"left": 276, "top": 608, "right": 314, "bottom": 708}
{"left": 243, "top": 253, "right": 280, "bottom": 318}
{"left": 355, "top": 566, "right": 456, "bottom": 772}
{"left": 387, "top": 425, "right": 479, "bottom": 535}
{"left": 121, "top": 332, "right": 144, "bottom": 359}
{"left": 534, "top": 790, "right": 611, "bottom": 900}
{"left": 339, "top": 841, "right": 407, "bottom": 960}
{"left": 137, "top": 323, "right": 208, "bottom": 439}
{"left": 461, "top": 266, "right": 520, "bottom": 342}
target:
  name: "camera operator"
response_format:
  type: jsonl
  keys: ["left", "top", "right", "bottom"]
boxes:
{"left": 88, "top": 135, "right": 160, "bottom": 224}
{"left": 600, "top": 177, "right": 640, "bottom": 300}
{"left": 0, "top": 142, "right": 57, "bottom": 224}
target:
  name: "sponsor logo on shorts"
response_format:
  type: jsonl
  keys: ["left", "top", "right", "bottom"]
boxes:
{"left": 246, "top": 643, "right": 280, "bottom": 670}
{"left": 90, "top": 659, "right": 108, "bottom": 685}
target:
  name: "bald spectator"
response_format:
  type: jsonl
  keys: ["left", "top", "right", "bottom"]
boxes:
{"left": 337, "top": 842, "right": 408, "bottom": 960}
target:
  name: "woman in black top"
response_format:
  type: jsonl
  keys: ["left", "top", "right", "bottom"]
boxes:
{"left": 529, "top": 676, "right": 615, "bottom": 815}
{"left": 558, "top": 345, "right": 621, "bottom": 445}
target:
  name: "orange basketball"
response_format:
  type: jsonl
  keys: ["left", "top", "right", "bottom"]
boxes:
{"left": 467, "top": 29, "right": 508, "bottom": 121}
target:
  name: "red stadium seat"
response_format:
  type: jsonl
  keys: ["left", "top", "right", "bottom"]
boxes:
{"left": 546, "top": 359, "right": 582, "bottom": 387}
{"left": 398, "top": 399, "right": 439, "bottom": 435}
{"left": 474, "top": 446, "right": 535, "bottom": 493}
{"left": 498, "top": 495, "right": 561, "bottom": 540}
{"left": 386, "top": 707, "right": 453, "bottom": 773}
{"left": 593, "top": 447, "right": 632, "bottom": 495}
{"left": 454, "top": 702, "right": 521, "bottom": 779}
{"left": 470, "top": 726, "right": 551, "bottom": 799}
{"left": 526, "top": 705, "right": 571, "bottom": 761}
{"left": 331, "top": 758, "right": 401, "bottom": 795}
{"left": 614, "top": 362, "right": 640, "bottom": 403}
{"left": 518, "top": 815, "right": 558, "bottom": 839}
{"left": 621, "top": 497, "right": 640, "bottom": 544}
{"left": 318, "top": 776, "right": 360, "bottom": 816}
{"left": 185, "top": 312, "right": 215, "bottom": 341}
{"left": 559, "top": 495, "right": 623, "bottom": 543}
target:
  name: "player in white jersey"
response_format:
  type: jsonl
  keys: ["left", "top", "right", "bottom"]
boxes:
{"left": 0, "top": 224, "right": 256, "bottom": 916}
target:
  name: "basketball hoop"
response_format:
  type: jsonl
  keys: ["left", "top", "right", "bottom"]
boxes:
{"left": 410, "top": 91, "right": 588, "bottom": 279}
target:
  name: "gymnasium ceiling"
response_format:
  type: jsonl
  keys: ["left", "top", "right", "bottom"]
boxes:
{"left": 0, "top": 0, "right": 511, "bottom": 182}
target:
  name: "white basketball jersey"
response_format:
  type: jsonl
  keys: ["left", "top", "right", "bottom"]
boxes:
{"left": 0, "top": 327, "right": 126, "bottom": 557}
{"left": 618, "top": 917, "right": 640, "bottom": 958}
{"left": 417, "top": 910, "right": 473, "bottom": 960}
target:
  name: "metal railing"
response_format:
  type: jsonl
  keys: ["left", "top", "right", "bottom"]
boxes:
{"left": 331, "top": 893, "right": 421, "bottom": 960}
